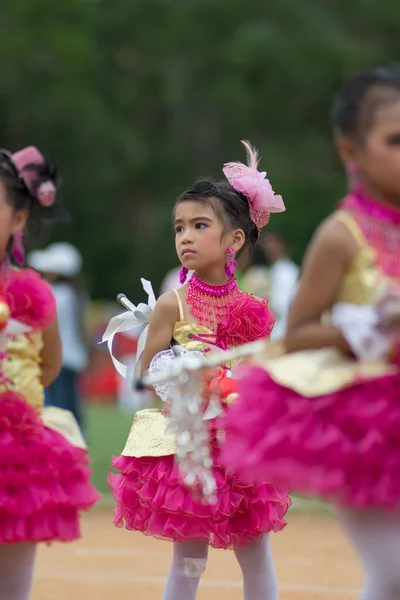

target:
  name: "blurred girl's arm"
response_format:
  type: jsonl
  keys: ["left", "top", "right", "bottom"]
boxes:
{"left": 40, "top": 318, "right": 62, "bottom": 388}
{"left": 285, "top": 217, "right": 358, "bottom": 353}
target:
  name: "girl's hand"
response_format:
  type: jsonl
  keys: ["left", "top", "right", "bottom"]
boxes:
{"left": 376, "top": 289, "right": 400, "bottom": 332}
{"left": 331, "top": 302, "right": 392, "bottom": 360}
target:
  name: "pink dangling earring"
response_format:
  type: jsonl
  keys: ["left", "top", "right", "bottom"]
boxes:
{"left": 180, "top": 266, "right": 189, "bottom": 285}
{"left": 11, "top": 231, "right": 25, "bottom": 266}
{"left": 225, "top": 247, "right": 236, "bottom": 278}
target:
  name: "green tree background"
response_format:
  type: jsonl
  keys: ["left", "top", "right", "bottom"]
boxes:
{"left": 3, "top": 0, "right": 400, "bottom": 299}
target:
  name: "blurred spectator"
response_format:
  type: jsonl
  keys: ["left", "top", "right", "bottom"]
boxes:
{"left": 159, "top": 266, "right": 193, "bottom": 295}
{"left": 240, "top": 243, "right": 271, "bottom": 298}
{"left": 28, "top": 243, "right": 89, "bottom": 431}
{"left": 260, "top": 231, "right": 299, "bottom": 341}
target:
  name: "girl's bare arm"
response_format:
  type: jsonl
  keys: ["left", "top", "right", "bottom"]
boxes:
{"left": 140, "top": 292, "right": 179, "bottom": 376}
{"left": 40, "top": 318, "right": 62, "bottom": 388}
{"left": 285, "top": 217, "right": 358, "bottom": 353}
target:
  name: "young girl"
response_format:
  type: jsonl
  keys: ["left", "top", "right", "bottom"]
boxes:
{"left": 108, "top": 141, "right": 291, "bottom": 600}
{"left": 222, "top": 65, "right": 400, "bottom": 599}
{"left": 0, "top": 146, "right": 99, "bottom": 599}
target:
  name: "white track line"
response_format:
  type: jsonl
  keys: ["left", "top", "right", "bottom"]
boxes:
{"left": 71, "top": 546, "right": 315, "bottom": 565}
{"left": 36, "top": 570, "right": 360, "bottom": 596}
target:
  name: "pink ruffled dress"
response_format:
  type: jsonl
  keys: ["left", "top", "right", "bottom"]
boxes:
{"left": 108, "top": 289, "right": 290, "bottom": 550}
{"left": 0, "top": 268, "right": 100, "bottom": 544}
{"left": 222, "top": 192, "right": 400, "bottom": 511}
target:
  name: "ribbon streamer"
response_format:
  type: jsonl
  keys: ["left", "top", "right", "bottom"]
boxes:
{"left": 101, "top": 278, "right": 156, "bottom": 378}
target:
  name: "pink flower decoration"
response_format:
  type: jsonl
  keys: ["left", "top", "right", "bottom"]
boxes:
{"left": 223, "top": 140, "right": 285, "bottom": 230}
{"left": 216, "top": 292, "right": 276, "bottom": 348}
{"left": 37, "top": 180, "right": 56, "bottom": 207}
{"left": 5, "top": 268, "right": 56, "bottom": 331}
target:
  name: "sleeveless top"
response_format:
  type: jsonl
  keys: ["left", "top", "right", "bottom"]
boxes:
{"left": 0, "top": 331, "right": 44, "bottom": 409}
{"left": 251, "top": 208, "right": 399, "bottom": 399}
{"left": 335, "top": 210, "right": 397, "bottom": 305}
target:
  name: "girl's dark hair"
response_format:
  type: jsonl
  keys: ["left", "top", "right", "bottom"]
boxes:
{"left": 175, "top": 179, "right": 259, "bottom": 257}
{"left": 0, "top": 152, "right": 64, "bottom": 257}
{"left": 331, "top": 64, "right": 400, "bottom": 141}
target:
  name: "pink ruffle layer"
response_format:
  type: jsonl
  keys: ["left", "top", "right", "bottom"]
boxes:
{"left": 222, "top": 367, "right": 400, "bottom": 510}
{"left": 0, "top": 391, "right": 100, "bottom": 544}
{"left": 109, "top": 433, "right": 290, "bottom": 550}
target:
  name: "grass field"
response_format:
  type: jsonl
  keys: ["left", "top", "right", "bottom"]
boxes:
{"left": 86, "top": 403, "right": 131, "bottom": 494}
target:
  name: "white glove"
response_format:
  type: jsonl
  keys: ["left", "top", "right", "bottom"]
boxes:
{"left": 331, "top": 302, "right": 393, "bottom": 360}
{"left": 375, "top": 287, "right": 400, "bottom": 330}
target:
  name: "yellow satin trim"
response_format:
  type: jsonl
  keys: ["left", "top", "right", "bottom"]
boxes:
{"left": 251, "top": 346, "right": 397, "bottom": 397}
{"left": 0, "top": 331, "right": 44, "bottom": 409}
{"left": 41, "top": 406, "right": 87, "bottom": 450}
{"left": 121, "top": 390, "right": 239, "bottom": 458}
{"left": 121, "top": 409, "right": 176, "bottom": 457}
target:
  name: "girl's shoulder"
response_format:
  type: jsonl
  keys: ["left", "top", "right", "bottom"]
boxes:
{"left": 152, "top": 289, "right": 182, "bottom": 324}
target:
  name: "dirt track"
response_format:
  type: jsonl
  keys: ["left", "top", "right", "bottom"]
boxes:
{"left": 32, "top": 507, "right": 363, "bottom": 600}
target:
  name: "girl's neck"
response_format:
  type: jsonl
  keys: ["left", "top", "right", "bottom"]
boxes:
{"left": 352, "top": 182, "right": 400, "bottom": 208}
{"left": 344, "top": 186, "right": 400, "bottom": 224}
{"left": 193, "top": 269, "right": 230, "bottom": 286}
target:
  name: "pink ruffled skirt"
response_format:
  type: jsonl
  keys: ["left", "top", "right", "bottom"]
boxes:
{"left": 0, "top": 391, "right": 100, "bottom": 544}
{"left": 109, "top": 430, "right": 290, "bottom": 550}
{"left": 222, "top": 366, "right": 400, "bottom": 510}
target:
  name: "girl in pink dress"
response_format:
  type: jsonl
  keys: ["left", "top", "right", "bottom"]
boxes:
{"left": 223, "top": 65, "right": 400, "bottom": 599}
{"left": 0, "top": 147, "right": 99, "bottom": 599}
{"left": 108, "top": 141, "right": 290, "bottom": 600}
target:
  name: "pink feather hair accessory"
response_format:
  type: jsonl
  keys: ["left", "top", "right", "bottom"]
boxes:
{"left": 223, "top": 140, "right": 285, "bottom": 230}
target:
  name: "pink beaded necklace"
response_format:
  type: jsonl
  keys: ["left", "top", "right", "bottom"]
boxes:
{"left": 339, "top": 188, "right": 400, "bottom": 279}
{"left": 186, "top": 273, "right": 240, "bottom": 332}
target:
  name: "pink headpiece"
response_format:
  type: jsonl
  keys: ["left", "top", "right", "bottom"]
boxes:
{"left": 223, "top": 140, "right": 285, "bottom": 230}
{"left": 2, "top": 146, "right": 56, "bottom": 207}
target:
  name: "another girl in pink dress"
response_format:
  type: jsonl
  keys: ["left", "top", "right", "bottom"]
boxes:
{"left": 0, "top": 147, "right": 99, "bottom": 599}
{"left": 223, "top": 65, "right": 400, "bottom": 599}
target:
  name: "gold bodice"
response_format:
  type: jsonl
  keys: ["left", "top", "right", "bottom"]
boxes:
{"left": 171, "top": 288, "right": 217, "bottom": 352}
{"left": 172, "top": 320, "right": 216, "bottom": 352}
{"left": 0, "top": 331, "right": 44, "bottom": 409}
{"left": 335, "top": 210, "right": 397, "bottom": 304}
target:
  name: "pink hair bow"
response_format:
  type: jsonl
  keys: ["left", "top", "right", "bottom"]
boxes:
{"left": 223, "top": 140, "right": 285, "bottom": 230}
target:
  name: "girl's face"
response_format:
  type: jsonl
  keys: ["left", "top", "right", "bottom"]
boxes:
{"left": 0, "top": 180, "right": 28, "bottom": 262}
{"left": 174, "top": 200, "right": 243, "bottom": 276}
{"left": 342, "top": 100, "right": 400, "bottom": 203}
